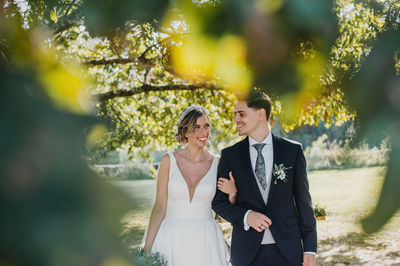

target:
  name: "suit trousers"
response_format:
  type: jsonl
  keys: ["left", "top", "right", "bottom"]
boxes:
{"left": 248, "top": 244, "right": 301, "bottom": 266}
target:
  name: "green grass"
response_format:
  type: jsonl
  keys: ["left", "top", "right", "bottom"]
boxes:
{"left": 309, "top": 167, "right": 400, "bottom": 265}
{"left": 115, "top": 167, "right": 400, "bottom": 265}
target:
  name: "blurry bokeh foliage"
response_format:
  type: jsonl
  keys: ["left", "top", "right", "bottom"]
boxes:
{"left": 1, "top": 2, "right": 400, "bottom": 265}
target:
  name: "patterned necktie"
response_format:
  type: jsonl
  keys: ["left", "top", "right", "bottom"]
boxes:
{"left": 253, "top": 143, "right": 267, "bottom": 190}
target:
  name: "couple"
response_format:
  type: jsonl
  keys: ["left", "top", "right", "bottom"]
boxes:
{"left": 143, "top": 91, "right": 317, "bottom": 266}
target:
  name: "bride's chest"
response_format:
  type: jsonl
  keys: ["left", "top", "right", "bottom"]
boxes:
{"left": 178, "top": 161, "right": 212, "bottom": 181}
{"left": 168, "top": 164, "right": 217, "bottom": 204}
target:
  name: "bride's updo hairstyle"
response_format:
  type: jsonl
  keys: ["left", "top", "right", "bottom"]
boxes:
{"left": 175, "top": 105, "right": 209, "bottom": 144}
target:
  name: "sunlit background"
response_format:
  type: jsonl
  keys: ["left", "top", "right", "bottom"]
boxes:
{"left": 1, "top": 0, "right": 399, "bottom": 265}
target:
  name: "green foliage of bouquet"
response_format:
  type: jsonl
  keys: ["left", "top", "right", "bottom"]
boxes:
{"left": 137, "top": 249, "right": 168, "bottom": 266}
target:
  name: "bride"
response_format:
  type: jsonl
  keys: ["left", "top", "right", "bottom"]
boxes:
{"left": 143, "top": 105, "right": 237, "bottom": 266}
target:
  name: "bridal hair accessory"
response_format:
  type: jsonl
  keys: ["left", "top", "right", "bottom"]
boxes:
{"left": 177, "top": 105, "right": 207, "bottom": 124}
{"left": 273, "top": 163, "right": 292, "bottom": 184}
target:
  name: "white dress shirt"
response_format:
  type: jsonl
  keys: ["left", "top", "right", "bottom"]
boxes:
{"left": 243, "top": 132, "right": 276, "bottom": 244}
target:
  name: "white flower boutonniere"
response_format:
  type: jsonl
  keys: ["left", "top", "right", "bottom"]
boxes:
{"left": 273, "top": 163, "right": 292, "bottom": 184}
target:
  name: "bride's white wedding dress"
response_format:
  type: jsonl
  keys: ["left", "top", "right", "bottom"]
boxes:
{"left": 151, "top": 151, "right": 229, "bottom": 266}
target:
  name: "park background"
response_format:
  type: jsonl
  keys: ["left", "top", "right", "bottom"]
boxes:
{"left": 1, "top": 0, "right": 400, "bottom": 265}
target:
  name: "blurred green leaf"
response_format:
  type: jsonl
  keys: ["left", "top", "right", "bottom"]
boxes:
{"left": 345, "top": 29, "right": 400, "bottom": 232}
{"left": 0, "top": 67, "right": 135, "bottom": 265}
{"left": 81, "top": 0, "right": 169, "bottom": 35}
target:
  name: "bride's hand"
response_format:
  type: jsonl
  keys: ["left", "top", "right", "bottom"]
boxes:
{"left": 142, "top": 246, "right": 151, "bottom": 254}
{"left": 217, "top": 171, "right": 237, "bottom": 196}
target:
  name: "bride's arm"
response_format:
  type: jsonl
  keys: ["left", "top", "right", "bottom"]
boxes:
{"left": 217, "top": 171, "right": 237, "bottom": 204}
{"left": 143, "top": 154, "right": 170, "bottom": 252}
{"left": 212, "top": 150, "right": 248, "bottom": 227}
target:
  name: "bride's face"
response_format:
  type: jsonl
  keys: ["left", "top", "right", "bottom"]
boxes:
{"left": 185, "top": 115, "right": 210, "bottom": 148}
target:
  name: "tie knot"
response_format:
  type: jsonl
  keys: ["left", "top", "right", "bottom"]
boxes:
{"left": 253, "top": 143, "right": 266, "bottom": 152}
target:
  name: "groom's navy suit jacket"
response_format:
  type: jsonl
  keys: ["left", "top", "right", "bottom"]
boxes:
{"left": 212, "top": 134, "right": 317, "bottom": 266}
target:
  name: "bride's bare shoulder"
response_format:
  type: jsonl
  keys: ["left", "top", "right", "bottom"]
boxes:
{"left": 159, "top": 152, "right": 171, "bottom": 168}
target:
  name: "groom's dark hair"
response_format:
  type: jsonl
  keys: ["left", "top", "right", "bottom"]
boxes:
{"left": 237, "top": 90, "right": 272, "bottom": 121}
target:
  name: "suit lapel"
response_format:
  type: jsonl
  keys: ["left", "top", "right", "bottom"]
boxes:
{"left": 266, "top": 133, "right": 282, "bottom": 207}
{"left": 239, "top": 137, "right": 266, "bottom": 208}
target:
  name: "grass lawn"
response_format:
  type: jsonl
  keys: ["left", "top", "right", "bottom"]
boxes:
{"left": 308, "top": 167, "right": 400, "bottom": 265}
{"left": 115, "top": 167, "right": 400, "bottom": 265}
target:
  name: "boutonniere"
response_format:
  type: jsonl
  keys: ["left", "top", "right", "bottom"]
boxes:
{"left": 273, "top": 163, "right": 292, "bottom": 184}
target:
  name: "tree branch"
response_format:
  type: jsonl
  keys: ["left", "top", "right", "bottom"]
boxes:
{"left": 84, "top": 58, "right": 138, "bottom": 65}
{"left": 84, "top": 43, "right": 158, "bottom": 66}
{"left": 96, "top": 83, "right": 222, "bottom": 102}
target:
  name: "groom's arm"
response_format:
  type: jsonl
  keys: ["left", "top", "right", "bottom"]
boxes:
{"left": 212, "top": 149, "right": 248, "bottom": 227}
{"left": 293, "top": 144, "right": 317, "bottom": 253}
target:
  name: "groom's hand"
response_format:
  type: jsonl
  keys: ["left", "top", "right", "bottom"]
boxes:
{"left": 247, "top": 211, "right": 272, "bottom": 232}
{"left": 303, "top": 253, "right": 316, "bottom": 266}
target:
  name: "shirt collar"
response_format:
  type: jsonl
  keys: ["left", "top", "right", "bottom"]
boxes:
{"left": 248, "top": 131, "right": 272, "bottom": 147}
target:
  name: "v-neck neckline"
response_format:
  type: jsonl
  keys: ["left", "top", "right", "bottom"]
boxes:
{"left": 171, "top": 152, "right": 216, "bottom": 204}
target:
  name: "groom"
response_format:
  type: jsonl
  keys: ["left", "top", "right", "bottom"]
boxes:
{"left": 212, "top": 90, "right": 317, "bottom": 266}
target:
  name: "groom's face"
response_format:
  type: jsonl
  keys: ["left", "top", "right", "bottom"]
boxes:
{"left": 234, "top": 101, "right": 260, "bottom": 136}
